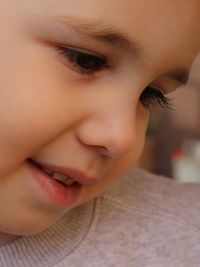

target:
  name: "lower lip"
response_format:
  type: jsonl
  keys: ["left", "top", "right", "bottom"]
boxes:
{"left": 26, "top": 159, "right": 82, "bottom": 208}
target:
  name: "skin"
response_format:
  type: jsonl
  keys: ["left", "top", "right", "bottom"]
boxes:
{"left": 0, "top": 0, "right": 199, "bottom": 245}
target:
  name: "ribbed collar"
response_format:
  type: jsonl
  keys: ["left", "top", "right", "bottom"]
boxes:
{"left": 0, "top": 198, "right": 98, "bottom": 267}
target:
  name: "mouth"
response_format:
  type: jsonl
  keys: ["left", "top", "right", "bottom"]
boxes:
{"left": 27, "top": 158, "right": 99, "bottom": 186}
{"left": 28, "top": 158, "right": 75, "bottom": 186}
{"left": 26, "top": 158, "right": 83, "bottom": 207}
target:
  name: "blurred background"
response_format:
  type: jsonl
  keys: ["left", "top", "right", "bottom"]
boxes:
{"left": 138, "top": 54, "right": 200, "bottom": 182}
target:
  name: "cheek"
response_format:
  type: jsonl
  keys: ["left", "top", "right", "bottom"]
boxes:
{"left": 0, "top": 45, "right": 72, "bottom": 172}
{"left": 0, "top": 26, "right": 95, "bottom": 173}
{"left": 135, "top": 104, "right": 149, "bottom": 158}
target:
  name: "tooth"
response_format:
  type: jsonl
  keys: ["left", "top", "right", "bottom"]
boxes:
{"left": 42, "top": 167, "right": 54, "bottom": 175}
{"left": 51, "top": 172, "right": 68, "bottom": 182}
{"left": 50, "top": 171, "right": 75, "bottom": 186}
{"left": 64, "top": 178, "right": 74, "bottom": 186}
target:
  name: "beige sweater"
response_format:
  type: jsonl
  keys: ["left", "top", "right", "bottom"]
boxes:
{"left": 0, "top": 168, "right": 200, "bottom": 267}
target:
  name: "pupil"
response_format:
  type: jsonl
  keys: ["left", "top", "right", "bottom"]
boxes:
{"left": 77, "top": 54, "right": 104, "bottom": 70}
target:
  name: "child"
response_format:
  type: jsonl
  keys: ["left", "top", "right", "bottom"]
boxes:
{"left": 0, "top": 0, "right": 199, "bottom": 266}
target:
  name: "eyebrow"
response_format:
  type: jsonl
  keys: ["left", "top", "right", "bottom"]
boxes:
{"left": 54, "top": 15, "right": 142, "bottom": 59}
{"left": 53, "top": 15, "right": 190, "bottom": 86}
{"left": 163, "top": 68, "right": 190, "bottom": 86}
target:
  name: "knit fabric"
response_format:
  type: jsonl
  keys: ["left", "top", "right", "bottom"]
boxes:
{"left": 0, "top": 168, "right": 200, "bottom": 267}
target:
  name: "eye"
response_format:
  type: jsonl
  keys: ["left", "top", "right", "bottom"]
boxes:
{"left": 56, "top": 46, "right": 112, "bottom": 75}
{"left": 139, "top": 86, "right": 172, "bottom": 110}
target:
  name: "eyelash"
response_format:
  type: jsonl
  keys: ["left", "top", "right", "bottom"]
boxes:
{"left": 56, "top": 46, "right": 172, "bottom": 110}
{"left": 56, "top": 46, "right": 113, "bottom": 75}
{"left": 139, "top": 87, "right": 172, "bottom": 110}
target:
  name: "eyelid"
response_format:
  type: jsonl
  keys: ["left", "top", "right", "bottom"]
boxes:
{"left": 150, "top": 84, "right": 166, "bottom": 94}
{"left": 55, "top": 45, "right": 114, "bottom": 76}
{"left": 56, "top": 44, "right": 107, "bottom": 59}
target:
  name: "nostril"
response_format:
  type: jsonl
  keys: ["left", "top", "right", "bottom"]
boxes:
{"left": 95, "top": 146, "right": 109, "bottom": 156}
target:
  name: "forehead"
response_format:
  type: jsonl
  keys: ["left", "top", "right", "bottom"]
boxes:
{"left": 31, "top": 0, "right": 199, "bottom": 68}
{"left": 5, "top": 0, "right": 200, "bottom": 76}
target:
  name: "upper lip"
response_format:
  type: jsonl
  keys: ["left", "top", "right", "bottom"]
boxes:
{"left": 28, "top": 158, "right": 99, "bottom": 185}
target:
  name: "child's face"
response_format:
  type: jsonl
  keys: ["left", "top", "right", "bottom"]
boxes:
{"left": 0, "top": 0, "right": 199, "bottom": 241}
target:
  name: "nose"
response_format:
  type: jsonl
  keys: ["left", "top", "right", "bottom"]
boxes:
{"left": 76, "top": 105, "right": 137, "bottom": 158}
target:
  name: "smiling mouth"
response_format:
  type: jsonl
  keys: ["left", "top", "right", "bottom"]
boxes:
{"left": 27, "top": 158, "right": 99, "bottom": 185}
{"left": 28, "top": 158, "right": 75, "bottom": 186}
